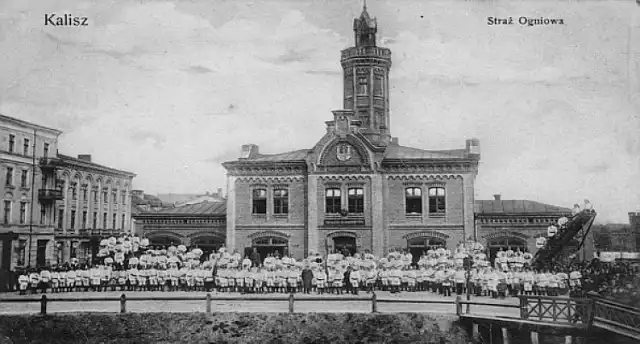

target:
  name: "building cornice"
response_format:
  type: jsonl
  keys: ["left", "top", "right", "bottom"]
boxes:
{"left": 0, "top": 114, "right": 63, "bottom": 135}
{"left": 57, "top": 154, "right": 136, "bottom": 178}
{"left": 381, "top": 162, "right": 478, "bottom": 175}
{"left": 234, "top": 175, "right": 305, "bottom": 183}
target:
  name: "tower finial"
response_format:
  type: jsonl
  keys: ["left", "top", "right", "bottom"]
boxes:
{"left": 363, "top": 0, "right": 367, "bottom": 12}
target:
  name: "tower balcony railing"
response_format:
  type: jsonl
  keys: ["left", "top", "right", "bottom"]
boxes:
{"left": 38, "top": 189, "right": 64, "bottom": 202}
{"left": 341, "top": 46, "right": 391, "bottom": 60}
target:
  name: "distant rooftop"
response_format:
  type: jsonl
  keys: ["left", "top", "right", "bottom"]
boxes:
{"left": 155, "top": 201, "right": 226, "bottom": 215}
{"left": 475, "top": 197, "right": 571, "bottom": 215}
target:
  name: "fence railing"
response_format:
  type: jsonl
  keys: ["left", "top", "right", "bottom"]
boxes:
{"left": 519, "top": 295, "right": 595, "bottom": 325}
{"left": 0, "top": 294, "right": 506, "bottom": 316}
{"left": 589, "top": 294, "right": 640, "bottom": 338}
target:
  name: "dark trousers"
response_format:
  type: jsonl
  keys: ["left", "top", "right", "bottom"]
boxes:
{"left": 455, "top": 283, "right": 464, "bottom": 295}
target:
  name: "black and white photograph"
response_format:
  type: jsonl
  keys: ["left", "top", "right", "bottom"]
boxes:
{"left": 0, "top": 0, "right": 639, "bottom": 343}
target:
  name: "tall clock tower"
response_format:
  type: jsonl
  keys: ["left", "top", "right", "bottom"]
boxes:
{"left": 340, "top": 4, "right": 392, "bottom": 146}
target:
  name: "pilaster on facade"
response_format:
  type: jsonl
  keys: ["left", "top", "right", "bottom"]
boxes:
{"left": 370, "top": 174, "right": 384, "bottom": 256}
{"left": 226, "top": 175, "right": 237, "bottom": 250}
{"left": 307, "top": 175, "right": 319, "bottom": 254}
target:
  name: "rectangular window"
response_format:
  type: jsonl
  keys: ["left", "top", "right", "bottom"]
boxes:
{"left": 70, "top": 210, "right": 76, "bottom": 229}
{"left": 348, "top": 188, "right": 364, "bottom": 214}
{"left": 43, "top": 143, "right": 49, "bottom": 158}
{"left": 57, "top": 209, "right": 64, "bottom": 229}
{"left": 121, "top": 214, "right": 125, "bottom": 230}
{"left": 273, "top": 189, "right": 289, "bottom": 214}
{"left": 121, "top": 193, "right": 126, "bottom": 204}
{"left": 103, "top": 190, "right": 108, "bottom": 203}
{"left": 428, "top": 187, "right": 446, "bottom": 214}
{"left": 40, "top": 207, "right": 46, "bottom": 224}
{"left": 23, "top": 138, "right": 29, "bottom": 156}
{"left": 405, "top": 187, "right": 422, "bottom": 214}
{"left": 3, "top": 201, "right": 11, "bottom": 224}
{"left": 252, "top": 189, "right": 267, "bottom": 214}
{"left": 374, "top": 76, "right": 383, "bottom": 96}
{"left": 71, "top": 184, "right": 77, "bottom": 200}
{"left": 357, "top": 76, "right": 368, "bottom": 95}
{"left": 82, "top": 211, "right": 87, "bottom": 229}
{"left": 92, "top": 212, "right": 97, "bottom": 229}
{"left": 8, "top": 134, "right": 15, "bottom": 152}
{"left": 112, "top": 213, "right": 116, "bottom": 229}
{"left": 70, "top": 242, "right": 77, "bottom": 259}
{"left": 113, "top": 191, "right": 117, "bottom": 203}
{"left": 325, "top": 188, "right": 342, "bottom": 214}
{"left": 5, "top": 167, "right": 13, "bottom": 186}
{"left": 93, "top": 190, "right": 98, "bottom": 203}
{"left": 19, "top": 202, "right": 27, "bottom": 224}
{"left": 20, "top": 170, "right": 28, "bottom": 188}
{"left": 103, "top": 212, "right": 107, "bottom": 229}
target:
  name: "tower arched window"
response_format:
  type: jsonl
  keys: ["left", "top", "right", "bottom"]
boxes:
{"left": 374, "top": 76, "right": 383, "bottom": 96}
{"left": 357, "top": 76, "right": 368, "bottom": 95}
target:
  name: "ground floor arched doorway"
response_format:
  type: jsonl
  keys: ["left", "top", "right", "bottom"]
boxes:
{"left": 333, "top": 236, "right": 356, "bottom": 256}
{"left": 488, "top": 237, "right": 527, "bottom": 262}
{"left": 252, "top": 237, "right": 288, "bottom": 262}
{"left": 192, "top": 236, "right": 224, "bottom": 259}
{"left": 407, "top": 237, "right": 446, "bottom": 265}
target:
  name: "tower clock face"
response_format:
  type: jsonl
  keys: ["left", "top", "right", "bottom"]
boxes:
{"left": 337, "top": 144, "right": 352, "bottom": 161}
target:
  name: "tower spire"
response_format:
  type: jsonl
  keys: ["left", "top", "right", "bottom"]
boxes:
{"left": 363, "top": 0, "right": 367, "bottom": 12}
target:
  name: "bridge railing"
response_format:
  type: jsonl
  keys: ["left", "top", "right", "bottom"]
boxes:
{"left": 0, "top": 293, "right": 521, "bottom": 316}
{"left": 518, "top": 295, "right": 595, "bottom": 325}
{"left": 589, "top": 293, "right": 640, "bottom": 337}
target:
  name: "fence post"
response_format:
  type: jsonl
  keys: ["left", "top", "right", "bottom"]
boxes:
{"left": 206, "top": 293, "right": 212, "bottom": 314}
{"left": 455, "top": 295, "right": 462, "bottom": 316}
{"left": 501, "top": 327, "right": 510, "bottom": 344}
{"left": 519, "top": 296, "right": 528, "bottom": 319}
{"left": 120, "top": 293, "right": 126, "bottom": 314}
{"left": 371, "top": 292, "right": 378, "bottom": 313}
{"left": 288, "top": 293, "right": 294, "bottom": 313}
{"left": 40, "top": 294, "right": 47, "bottom": 315}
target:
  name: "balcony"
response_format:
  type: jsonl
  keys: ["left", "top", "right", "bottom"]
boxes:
{"left": 39, "top": 157, "right": 63, "bottom": 171}
{"left": 38, "top": 189, "right": 64, "bottom": 202}
{"left": 77, "top": 228, "right": 122, "bottom": 238}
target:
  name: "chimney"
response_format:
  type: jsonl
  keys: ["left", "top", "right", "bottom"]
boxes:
{"left": 217, "top": 187, "right": 223, "bottom": 197}
{"left": 77, "top": 154, "right": 92, "bottom": 162}
{"left": 466, "top": 138, "right": 480, "bottom": 157}
{"left": 240, "top": 144, "right": 259, "bottom": 159}
{"left": 494, "top": 194, "right": 501, "bottom": 201}
{"left": 390, "top": 137, "right": 399, "bottom": 145}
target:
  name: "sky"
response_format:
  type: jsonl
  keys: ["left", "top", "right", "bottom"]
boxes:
{"left": 1, "top": 0, "right": 639, "bottom": 224}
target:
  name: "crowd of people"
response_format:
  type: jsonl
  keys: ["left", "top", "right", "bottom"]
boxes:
{"left": 10, "top": 235, "right": 594, "bottom": 299}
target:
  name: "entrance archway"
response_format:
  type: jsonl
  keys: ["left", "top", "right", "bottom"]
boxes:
{"left": 333, "top": 236, "right": 356, "bottom": 256}
{"left": 252, "top": 237, "right": 288, "bottom": 262}
{"left": 407, "top": 237, "right": 446, "bottom": 265}
{"left": 488, "top": 237, "right": 527, "bottom": 262}
{"left": 192, "top": 236, "right": 224, "bottom": 258}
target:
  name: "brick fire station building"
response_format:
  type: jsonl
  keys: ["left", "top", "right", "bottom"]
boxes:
{"left": 223, "top": 7, "right": 480, "bottom": 260}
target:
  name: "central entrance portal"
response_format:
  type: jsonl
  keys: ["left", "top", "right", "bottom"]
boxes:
{"left": 333, "top": 236, "right": 356, "bottom": 256}
{"left": 407, "top": 237, "right": 446, "bottom": 265}
{"left": 192, "top": 236, "right": 224, "bottom": 259}
{"left": 252, "top": 237, "right": 288, "bottom": 262}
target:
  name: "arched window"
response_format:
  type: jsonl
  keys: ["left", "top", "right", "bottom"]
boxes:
{"left": 252, "top": 189, "right": 267, "bottom": 214}
{"left": 273, "top": 189, "right": 288, "bottom": 214}
{"left": 348, "top": 188, "right": 364, "bottom": 214}
{"left": 405, "top": 187, "right": 422, "bottom": 214}
{"left": 428, "top": 187, "right": 446, "bottom": 215}
{"left": 325, "top": 188, "right": 341, "bottom": 214}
